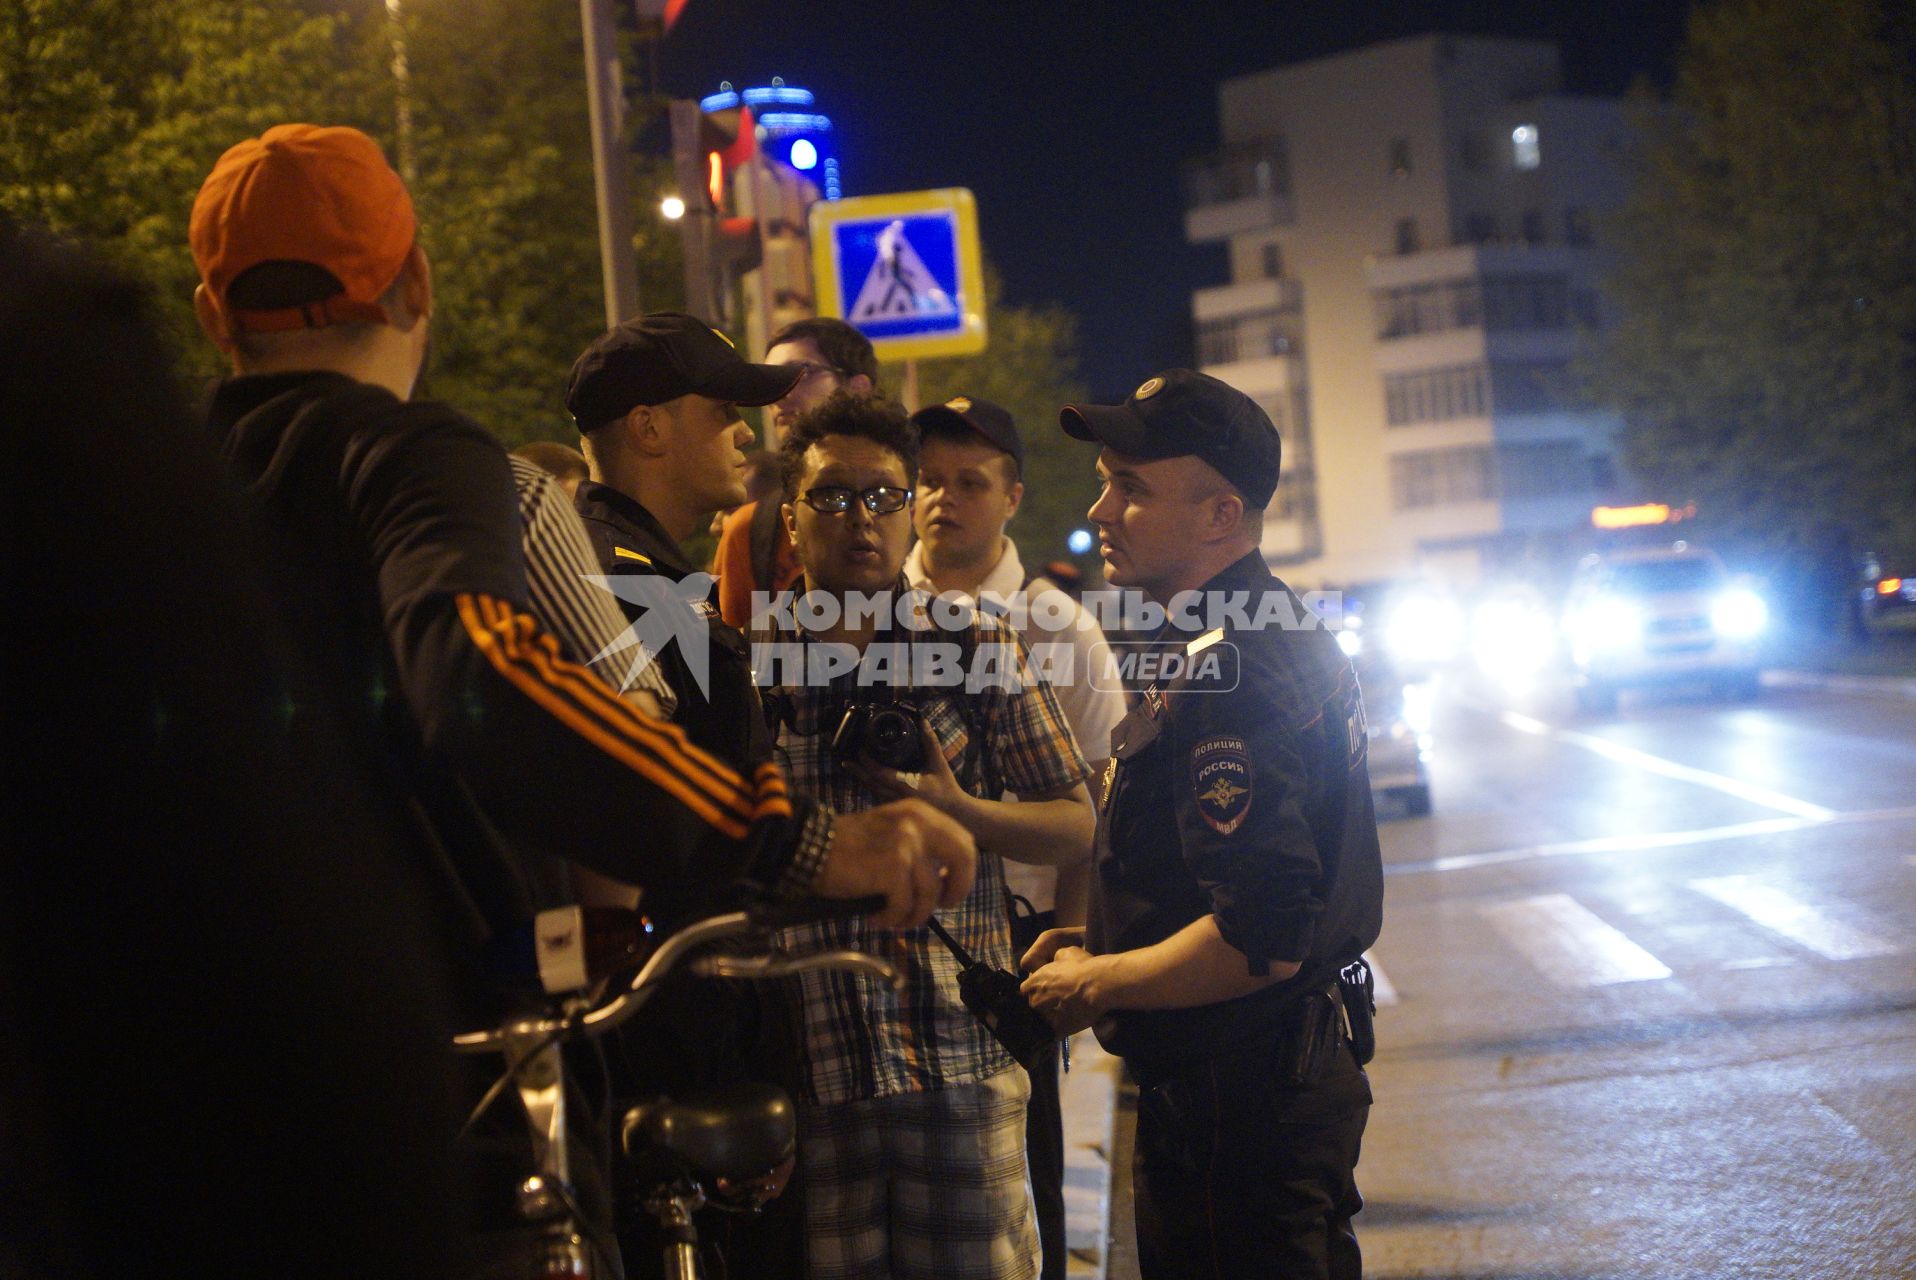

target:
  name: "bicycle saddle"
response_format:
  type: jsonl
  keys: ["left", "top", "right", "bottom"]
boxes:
{"left": 621, "top": 1082, "right": 796, "bottom": 1184}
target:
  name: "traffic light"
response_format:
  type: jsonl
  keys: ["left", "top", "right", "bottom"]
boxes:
{"left": 702, "top": 104, "right": 762, "bottom": 276}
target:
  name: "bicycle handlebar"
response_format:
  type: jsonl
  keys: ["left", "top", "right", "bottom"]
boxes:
{"left": 453, "top": 898, "right": 900, "bottom": 1055}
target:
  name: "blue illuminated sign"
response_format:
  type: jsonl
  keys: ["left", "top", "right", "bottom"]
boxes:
{"left": 830, "top": 213, "right": 961, "bottom": 341}
{"left": 812, "top": 189, "right": 985, "bottom": 359}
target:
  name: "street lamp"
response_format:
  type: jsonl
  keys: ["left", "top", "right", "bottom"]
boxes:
{"left": 659, "top": 195, "right": 686, "bottom": 221}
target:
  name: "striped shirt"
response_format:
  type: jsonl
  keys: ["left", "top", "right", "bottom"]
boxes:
{"left": 509, "top": 456, "right": 676, "bottom": 716}
{"left": 759, "top": 592, "right": 1088, "bottom": 1105}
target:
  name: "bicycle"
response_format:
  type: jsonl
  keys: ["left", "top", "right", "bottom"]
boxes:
{"left": 454, "top": 898, "right": 900, "bottom": 1280}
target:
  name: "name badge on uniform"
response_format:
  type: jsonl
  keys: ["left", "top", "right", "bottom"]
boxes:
{"left": 1190, "top": 735, "right": 1252, "bottom": 835}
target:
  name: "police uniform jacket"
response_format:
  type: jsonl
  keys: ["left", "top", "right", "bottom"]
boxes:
{"left": 1089, "top": 550, "right": 1384, "bottom": 1085}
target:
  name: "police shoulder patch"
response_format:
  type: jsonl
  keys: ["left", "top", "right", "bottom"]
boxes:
{"left": 1190, "top": 735, "right": 1252, "bottom": 835}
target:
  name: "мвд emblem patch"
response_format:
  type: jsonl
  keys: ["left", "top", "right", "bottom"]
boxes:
{"left": 1190, "top": 735, "right": 1252, "bottom": 835}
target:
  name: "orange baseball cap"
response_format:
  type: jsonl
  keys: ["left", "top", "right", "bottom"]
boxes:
{"left": 190, "top": 124, "right": 416, "bottom": 333}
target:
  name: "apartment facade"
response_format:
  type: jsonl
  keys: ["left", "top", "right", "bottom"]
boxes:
{"left": 1184, "top": 36, "right": 1631, "bottom": 589}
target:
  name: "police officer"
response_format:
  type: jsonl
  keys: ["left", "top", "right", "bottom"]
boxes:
{"left": 1020, "top": 369, "right": 1384, "bottom": 1280}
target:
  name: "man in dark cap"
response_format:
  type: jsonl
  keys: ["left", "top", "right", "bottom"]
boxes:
{"left": 1020, "top": 369, "right": 1384, "bottom": 1280}
{"left": 569, "top": 311, "right": 800, "bottom": 770}
{"left": 565, "top": 312, "right": 814, "bottom": 1275}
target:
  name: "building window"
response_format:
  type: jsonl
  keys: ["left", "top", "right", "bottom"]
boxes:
{"left": 1480, "top": 273, "right": 1570, "bottom": 330}
{"left": 1395, "top": 217, "right": 1420, "bottom": 255}
{"left": 1488, "top": 359, "right": 1574, "bottom": 413}
{"left": 1260, "top": 241, "right": 1283, "bottom": 279}
{"left": 1460, "top": 212, "right": 1497, "bottom": 245}
{"left": 1374, "top": 273, "right": 1573, "bottom": 340}
{"left": 1389, "top": 138, "right": 1413, "bottom": 177}
{"left": 1383, "top": 365, "right": 1490, "bottom": 426}
{"left": 1497, "top": 441, "right": 1589, "bottom": 499}
{"left": 1512, "top": 123, "right": 1541, "bottom": 170}
{"left": 1460, "top": 132, "right": 1489, "bottom": 173}
{"left": 1196, "top": 309, "right": 1301, "bottom": 367}
{"left": 1565, "top": 206, "right": 1592, "bottom": 245}
{"left": 1390, "top": 446, "right": 1497, "bottom": 510}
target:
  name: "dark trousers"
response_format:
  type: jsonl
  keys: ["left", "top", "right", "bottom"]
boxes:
{"left": 1131, "top": 1026, "right": 1369, "bottom": 1280}
{"left": 1027, "top": 1043, "right": 1067, "bottom": 1280}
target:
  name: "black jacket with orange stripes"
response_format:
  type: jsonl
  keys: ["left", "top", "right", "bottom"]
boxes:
{"left": 208, "top": 371, "right": 829, "bottom": 966}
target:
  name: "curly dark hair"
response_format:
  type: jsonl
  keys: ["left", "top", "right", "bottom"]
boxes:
{"left": 779, "top": 390, "right": 919, "bottom": 499}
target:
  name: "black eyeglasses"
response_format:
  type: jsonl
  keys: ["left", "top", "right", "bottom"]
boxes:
{"left": 780, "top": 360, "right": 848, "bottom": 383}
{"left": 799, "top": 485, "right": 913, "bottom": 515}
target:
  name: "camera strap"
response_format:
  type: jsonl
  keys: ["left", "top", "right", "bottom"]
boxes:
{"left": 924, "top": 914, "right": 980, "bottom": 969}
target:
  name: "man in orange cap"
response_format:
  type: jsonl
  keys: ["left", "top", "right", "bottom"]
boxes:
{"left": 190, "top": 123, "right": 977, "bottom": 1270}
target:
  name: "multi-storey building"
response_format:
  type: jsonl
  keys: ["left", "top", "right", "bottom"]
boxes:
{"left": 1183, "top": 35, "right": 1632, "bottom": 588}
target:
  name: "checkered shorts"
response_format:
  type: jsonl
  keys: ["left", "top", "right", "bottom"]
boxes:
{"left": 799, "top": 1067, "right": 1038, "bottom": 1280}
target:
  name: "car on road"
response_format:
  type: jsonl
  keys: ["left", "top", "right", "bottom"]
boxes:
{"left": 1325, "top": 581, "right": 1438, "bottom": 815}
{"left": 1561, "top": 544, "right": 1766, "bottom": 712}
{"left": 1361, "top": 659, "right": 1434, "bottom": 816}
{"left": 1860, "top": 552, "right": 1916, "bottom": 627}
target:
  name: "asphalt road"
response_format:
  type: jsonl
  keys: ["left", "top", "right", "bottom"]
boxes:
{"left": 1358, "top": 675, "right": 1916, "bottom": 1279}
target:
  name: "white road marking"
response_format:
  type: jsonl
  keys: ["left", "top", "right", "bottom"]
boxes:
{"left": 1721, "top": 956, "right": 1796, "bottom": 971}
{"left": 1481, "top": 893, "right": 1673, "bottom": 987}
{"left": 1363, "top": 952, "right": 1399, "bottom": 1006}
{"left": 1690, "top": 875, "right": 1898, "bottom": 961}
{"left": 1498, "top": 711, "right": 1836, "bottom": 820}
{"left": 1388, "top": 806, "right": 1916, "bottom": 877}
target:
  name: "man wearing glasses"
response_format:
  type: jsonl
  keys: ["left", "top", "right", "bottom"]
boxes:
{"left": 715, "top": 317, "right": 879, "bottom": 629}
{"left": 758, "top": 393, "right": 1096, "bottom": 1280}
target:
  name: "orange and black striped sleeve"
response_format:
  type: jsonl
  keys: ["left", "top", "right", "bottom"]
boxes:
{"left": 437, "top": 590, "right": 829, "bottom": 903}
{"left": 351, "top": 410, "right": 829, "bottom": 906}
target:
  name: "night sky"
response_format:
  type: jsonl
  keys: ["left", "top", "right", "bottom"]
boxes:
{"left": 660, "top": 0, "right": 1691, "bottom": 397}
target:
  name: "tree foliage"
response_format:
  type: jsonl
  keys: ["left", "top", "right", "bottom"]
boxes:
{"left": 883, "top": 271, "right": 1099, "bottom": 577}
{"left": 1593, "top": 0, "right": 1916, "bottom": 614}
{"left": 1, "top": 0, "right": 383, "bottom": 363}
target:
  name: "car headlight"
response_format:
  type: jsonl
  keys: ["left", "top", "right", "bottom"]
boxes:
{"left": 1385, "top": 594, "right": 1463, "bottom": 666}
{"left": 1568, "top": 596, "right": 1643, "bottom": 651}
{"left": 1712, "top": 589, "right": 1768, "bottom": 639}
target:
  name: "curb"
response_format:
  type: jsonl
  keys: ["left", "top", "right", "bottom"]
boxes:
{"left": 1761, "top": 669, "right": 1916, "bottom": 700}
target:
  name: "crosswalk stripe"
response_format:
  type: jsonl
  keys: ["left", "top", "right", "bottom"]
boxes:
{"left": 1363, "top": 951, "right": 1399, "bottom": 1006}
{"left": 1690, "top": 875, "right": 1897, "bottom": 961}
{"left": 1497, "top": 711, "right": 1837, "bottom": 820}
{"left": 1481, "top": 893, "right": 1673, "bottom": 987}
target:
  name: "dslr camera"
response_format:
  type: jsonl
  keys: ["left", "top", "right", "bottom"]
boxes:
{"left": 832, "top": 699, "right": 927, "bottom": 772}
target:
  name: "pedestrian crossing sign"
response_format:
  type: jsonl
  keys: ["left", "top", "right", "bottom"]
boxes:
{"left": 810, "top": 188, "right": 987, "bottom": 360}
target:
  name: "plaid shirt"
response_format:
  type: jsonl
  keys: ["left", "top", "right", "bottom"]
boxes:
{"left": 757, "top": 589, "right": 1088, "bottom": 1105}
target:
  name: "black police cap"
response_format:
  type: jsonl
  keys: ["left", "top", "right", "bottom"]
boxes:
{"left": 566, "top": 311, "right": 802, "bottom": 432}
{"left": 1059, "top": 369, "right": 1281, "bottom": 509}
{"left": 909, "top": 395, "right": 1024, "bottom": 478}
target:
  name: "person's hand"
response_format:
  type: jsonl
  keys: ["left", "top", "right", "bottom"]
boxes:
{"left": 1019, "top": 925, "right": 1086, "bottom": 974}
{"left": 1019, "top": 944, "right": 1103, "bottom": 1036}
{"left": 814, "top": 798, "right": 976, "bottom": 929}
{"left": 856, "top": 721, "right": 971, "bottom": 821}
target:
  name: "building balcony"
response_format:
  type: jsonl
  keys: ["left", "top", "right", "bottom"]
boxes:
{"left": 1195, "top": 306, "right": 1302, "bottom": 371}
{"left": 1183, "top": 141, "right": 1292, "bottom": 242}
{"left": 1192, "top": 277, "right": 1302, "bottom": 324}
